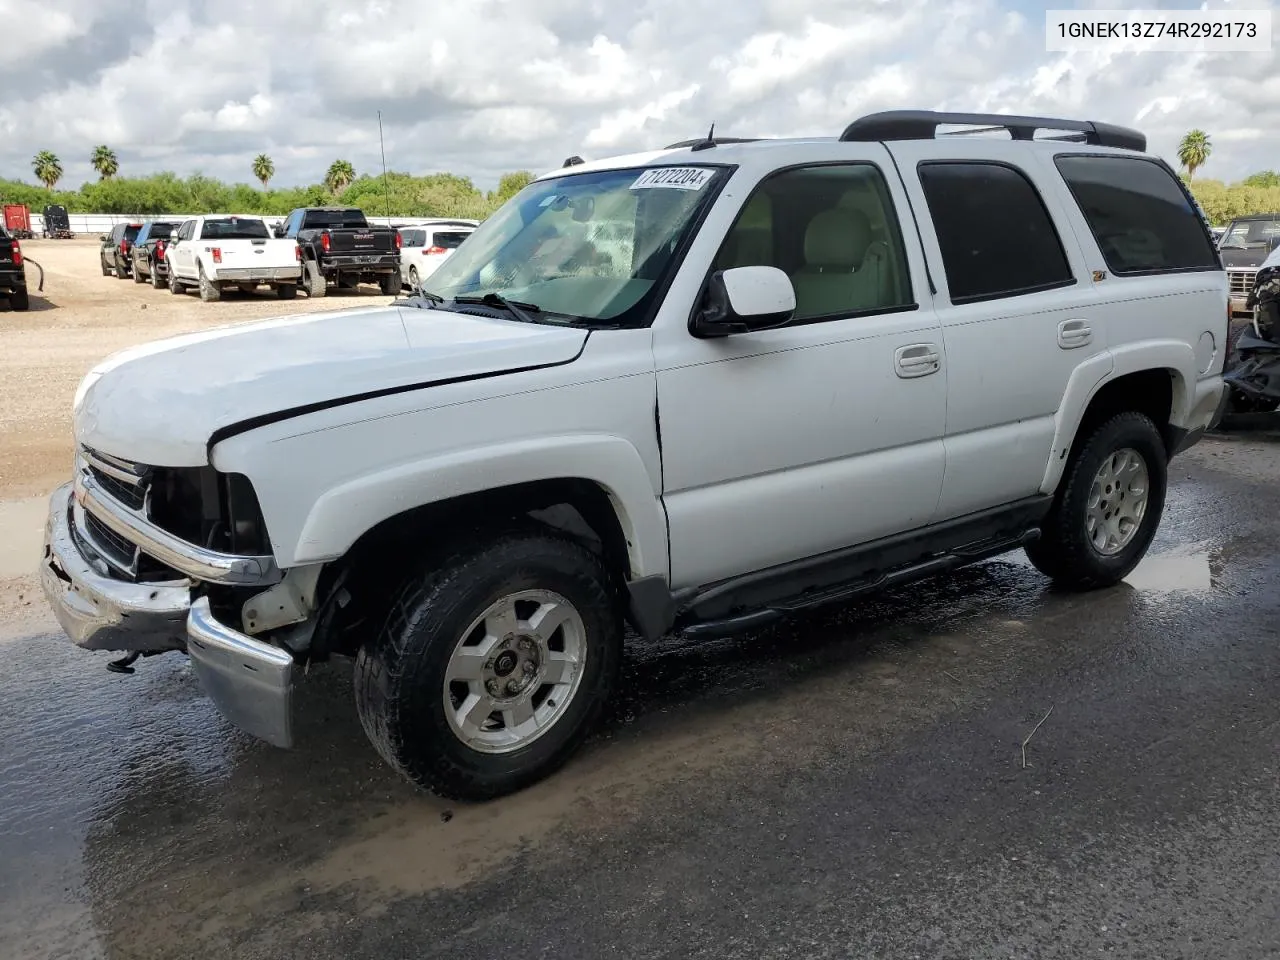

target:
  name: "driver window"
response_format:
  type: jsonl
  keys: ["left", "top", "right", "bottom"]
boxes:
{"left": 712, "top": 164, "right": 914, "bottom": 323}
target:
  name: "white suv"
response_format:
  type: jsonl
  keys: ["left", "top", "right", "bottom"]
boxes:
{"left": 397, "top": 219, "right": 478, "bottom": 289}
{"left": 41, "top": 111, "right": 1227, "bottom": 800}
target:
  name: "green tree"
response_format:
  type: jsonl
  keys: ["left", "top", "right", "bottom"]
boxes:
{"left": 1177, "top": 130, "right": 1212, "bottom": 182}
{"left": 31, "top": 150, "right": 63, "bottom": 191}
{"left": 251, "top": 153, "right": 275, "bottom": 189}
{"left": 491, "top": 171, "right": 534, "bottom": 205}
{"left": 324, "top": 159, "right": 356, "bottom": 195}
{"left": 90, "top": 145, "right": 119, "bottom": 181}
{"left": 1242, "top": 170, "right": 1280, "bottom": 189}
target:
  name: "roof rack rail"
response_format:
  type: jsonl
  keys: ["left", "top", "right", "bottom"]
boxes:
{"left": 838, "top": 110, "right": 1146, "bottom": 152}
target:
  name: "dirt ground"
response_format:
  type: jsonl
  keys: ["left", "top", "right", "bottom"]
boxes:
{"left": 0, "top": 237, "right": 394, "bottom": 501}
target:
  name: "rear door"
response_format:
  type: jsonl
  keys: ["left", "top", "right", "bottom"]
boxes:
{"left": 887, "top": 140, "right": 1109, "bottom": 520}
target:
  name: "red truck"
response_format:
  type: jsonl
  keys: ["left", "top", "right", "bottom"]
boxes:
{"left": 3, "top": 204, "right": 34, "bottom": 240}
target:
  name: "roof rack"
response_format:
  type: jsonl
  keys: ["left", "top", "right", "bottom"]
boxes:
{"left": 838, "top": 110, "right": 1146, "bottom": 152}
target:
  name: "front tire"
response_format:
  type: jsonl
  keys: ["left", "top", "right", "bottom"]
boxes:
{"left": 354, "top": 528, "right": 624, "bottom": 801}
{"left": 1025, "top": 411, "right": 1168, "bottom": 589}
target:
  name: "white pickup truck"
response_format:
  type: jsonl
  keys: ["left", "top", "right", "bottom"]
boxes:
{"left": 41, "top": 110, "right": 1227, "bottom": 801}
{"left": 164, "top": 215, "right": 303, "bottom": 301}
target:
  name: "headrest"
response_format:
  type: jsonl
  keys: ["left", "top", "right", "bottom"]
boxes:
{"left": 804, "top": 208, "right": 872, "bottom": 269}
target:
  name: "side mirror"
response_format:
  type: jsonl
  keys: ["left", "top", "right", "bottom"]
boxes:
{"left": 99, "top": 235, "right": 107, "bottom": 242}
{"left": 691, "top": 266, "right": 795, "bottom": 339}
{"left": 169, "top": 230, "right": 180, "bottom": 243}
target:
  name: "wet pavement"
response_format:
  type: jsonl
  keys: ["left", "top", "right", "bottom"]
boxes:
{"left": 1, "top": 434, "right": 1278, "bottom": 959}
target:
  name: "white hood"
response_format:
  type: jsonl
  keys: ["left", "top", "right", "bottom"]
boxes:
{"left": 74, "top": 305, "right": 588, "bottom": 466}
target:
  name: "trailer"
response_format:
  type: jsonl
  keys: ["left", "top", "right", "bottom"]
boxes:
{"left": 3, "top": 204, "right": 34, "bottom": 240}
{"left": 41, "top": 204, "right": 74, "bottom": 239}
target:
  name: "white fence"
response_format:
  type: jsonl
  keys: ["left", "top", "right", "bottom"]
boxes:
{"left": 23, "top": 213, "right": 459, "bottom": 235}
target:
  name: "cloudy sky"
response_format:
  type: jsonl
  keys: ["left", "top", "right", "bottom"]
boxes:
{"left": 0, "top": 0, "right": 1275, "bottom": 191}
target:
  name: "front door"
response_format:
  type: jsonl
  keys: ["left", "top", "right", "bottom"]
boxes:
{"left": 653, "top": 153, "right": 949, "bottom": 591}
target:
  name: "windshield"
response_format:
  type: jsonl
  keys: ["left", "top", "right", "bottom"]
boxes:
{"left": 200, "top": 217, "right": 270, "bottom": 240}
{"left": 424, "top": 165, "right": 726, "bottom": 326}
{"left": 1220, "top": 219, "right": 1280, "bottom": 248}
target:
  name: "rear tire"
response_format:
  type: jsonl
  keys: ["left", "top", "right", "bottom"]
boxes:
{"left": 168, "top": 268, "right": 183, "bottom": 295}
{"left": 151, "top": 262, "right": 165, "bottom": 289}
{"left": 304, "top": 261, "right": 326, "bottom": 298}
{"left": 9, "top": 287, "right": 29, "bottom": 311}
{"left": 380, "top": 269, "right": 401, "bottom": 296}
{"left": 408, "top": 265, "right": 420, "bottom": 290}
{"left": 132, "top": 261, "right": 146, "bottom": 283}
{"left": 114, "top": 257, "right": 128, "bottom": 280}
{"left": 354, "top": 527, "right": 624, "bottom": 801}
{"left": 277, "top": 283, "right": 297, "bottom": 300}
{"left": 1025, "top": 411, "right": 1167, "bottom": 590}
{"left": 198, "top": 264, "right": 221, "bottom": 302}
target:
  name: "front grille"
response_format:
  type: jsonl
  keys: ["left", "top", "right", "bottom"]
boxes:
{"left": 84, "top": 511, "right": 137, "bottom": 573}
{"left": 1228, "top": 270, "right": 1256, "bottom": 296}
{"left": 89, "top": 465, "right": 146, "bottom": 509}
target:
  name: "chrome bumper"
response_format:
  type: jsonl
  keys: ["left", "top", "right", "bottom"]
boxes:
{"left": 187, "top": 597, "right": 295, "bottom": 748}
{"left": 40, "top": 483, "right": 298, "bottom": 748}
{"left": 40, "top": 484, "right": 190, "bottom": 652}
{"left": 216, "top": 266, "right": 302, "bottom": 282}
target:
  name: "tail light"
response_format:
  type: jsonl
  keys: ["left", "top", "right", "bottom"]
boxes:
{"left": 320, "top": 233, "right": 330, "bottom": 253}
{"left": 295, "top": 244, "right": 302, "bottom": 262}
{"left": 155, "top": 240, "right": 166, "bottom": 259}
{"left": 424, "top": 245, "right": 447, "bottom": 255}
{"left": 394, "top": 231, "right": 402, "bottom": 250}
{"left": 120, "top": 240, "right": 129, "bottom": 255}
{"left": 11, "top": 240, "right": 21, "bottom": 266}
{"left": 211, "top": 247, "right": 222, "bottom": 264}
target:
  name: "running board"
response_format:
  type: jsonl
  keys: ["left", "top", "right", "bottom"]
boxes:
{"left": 679, "top": 526, "right": 1041, "bottom": 641}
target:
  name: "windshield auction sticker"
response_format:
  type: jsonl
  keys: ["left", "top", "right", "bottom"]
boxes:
{"left": 631, "top": 168, "right": 714, "bottom": 190}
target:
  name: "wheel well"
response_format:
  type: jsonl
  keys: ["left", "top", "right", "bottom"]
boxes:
{"left": 312, "top": 479, "right": 634, "bottom": 658}
{"left": 1074, "top": 369, "right": 1176, "bottom": 457}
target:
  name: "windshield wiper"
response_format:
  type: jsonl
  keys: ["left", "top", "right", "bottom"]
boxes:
{"left": 453, "top": 292, "right": 542, "bottom": 325}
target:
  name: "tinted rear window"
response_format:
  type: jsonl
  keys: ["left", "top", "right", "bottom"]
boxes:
{"left": 200, "top": 217, "right": 270, "bottom": 240}
{"left": 302, "top": 209, "right": 368, "bottom": 228}
{"left": 429, "top": 231, "right": 471, "bottom": 249}
{"left": 123, "top": 225, "right": 141, "bottom": 241}
{"left": 149, "top": 222, "right": 177, "bottom": 238}
{"left": 1054, "top": 155, "right": 1218, "bottom": 275}
{"left": 917, "top": 161, "right": 1074, "bottom": 304}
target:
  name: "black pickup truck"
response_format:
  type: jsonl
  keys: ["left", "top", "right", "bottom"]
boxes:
{"left": 276, "top": 206, "right": 401, "bottom": 297}
{"left": 128, "top": 220, "right": 180, "bottom": 288}
{"left": 0, "top": 226, "right": 29, "bottom": 311}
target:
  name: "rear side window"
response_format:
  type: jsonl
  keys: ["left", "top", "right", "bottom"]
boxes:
{"left": 1054, "top": 155, "right": 1218, "bottom": 274}
{"left": 918, "top": 161, "right": 1074, "bottom": 304}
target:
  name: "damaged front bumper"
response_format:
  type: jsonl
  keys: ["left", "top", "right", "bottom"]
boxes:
{"left": 40, "top": 482, "right": 299, "bottom": 748}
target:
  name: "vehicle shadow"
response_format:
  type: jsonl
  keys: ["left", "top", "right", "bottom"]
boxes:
{"left": 0, "top": 294, "right": 57, "bottom": 313}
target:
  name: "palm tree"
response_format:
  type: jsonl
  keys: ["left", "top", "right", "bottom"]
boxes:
{"left": 91, "top": 145, "right": 119, "bottom": 181}
{"left": 1177, "top": 130, "right": 1212, "bottom": 182}
{"left": 324, "top": 159, "right": 356, "bottom": 195}
{"left": 31, "top": 151, "right": 63, "bottom": 191}
{"left": 252, "top": 154, "right": 275, "bottom": 189}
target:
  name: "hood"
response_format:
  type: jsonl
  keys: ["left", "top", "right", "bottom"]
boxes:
{"left": 1220, "top": 241, "right": 1280, "bottom": 270}
{"left": 75, "top": 305, "right": 588, "bottom": 466}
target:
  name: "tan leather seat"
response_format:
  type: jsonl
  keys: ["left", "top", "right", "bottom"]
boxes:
{"left": 792, "top": 208, "right": 891, "bottom": 318}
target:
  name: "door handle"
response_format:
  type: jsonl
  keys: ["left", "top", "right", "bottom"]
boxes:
{"left": 1058, "top": 318, "right": 1092, "bottom": 349}
{"left": 895, "top": 343, "right": 941, "bottom": 378}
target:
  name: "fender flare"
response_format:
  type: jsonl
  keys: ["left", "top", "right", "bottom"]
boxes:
{"left": 290, "top": 434, "right": 669, "bottom": 579}
{"left": 1039, "top": 340, "right": 1197, "bottom": 493}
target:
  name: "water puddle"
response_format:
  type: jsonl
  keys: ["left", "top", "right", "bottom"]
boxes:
{"left": 1124, "top": 543, "right": 1214, "bottom": 594}
{"left": 0, "top": 495, "right": 47, "bottom": 578}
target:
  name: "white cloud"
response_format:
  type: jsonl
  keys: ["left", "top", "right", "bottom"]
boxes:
{"left": 0, "top": 0, "right": 1276, "bottom": 191}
